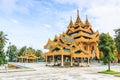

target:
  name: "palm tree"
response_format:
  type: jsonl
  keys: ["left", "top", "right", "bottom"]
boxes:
{"left": 0, "top": 31, "right": 8, "bottom": 65}
{"left": 0, "top": 31, "right": 8, "bottom": 48}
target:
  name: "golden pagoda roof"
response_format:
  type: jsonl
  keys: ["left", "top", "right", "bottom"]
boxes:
{"left": 44, "top": 10, "right": 100, "bottom": 59}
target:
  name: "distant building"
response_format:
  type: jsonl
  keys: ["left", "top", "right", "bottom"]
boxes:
{"left": 18, "top": 47, "right": 38, "bottom": 63}
{"left": 43, "top": 10, "right": 100, "bottom": 67}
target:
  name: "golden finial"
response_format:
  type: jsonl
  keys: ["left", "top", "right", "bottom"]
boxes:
{"left": 48, "top": 38, "right": 51, "bottom": 42}
{"left": 75, "top": 9, "right": 83, "bottom": 25}
{"left": 85, "top": 15, "right": 90, "bottom": 25}
{"left": 86, "top": 15, "right": 88, "bottom": 23}
{"left": 68, "top": 16, "right": 73, "bottom": 27}
{"left": 86, "top": 15, "right": 88, "bottom": 20}
{"left": 55, "top": 35, "right": 57, "bottom": 38}
{"left": 70, "top": 16, "right": 72, "bottom": 21}
{"left": 77, "top": 9, "right": 79, "bottom": 16}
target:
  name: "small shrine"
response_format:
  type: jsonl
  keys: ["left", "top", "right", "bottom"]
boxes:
{"left": 18, "top": 48, "right": 38, "bottom": 63}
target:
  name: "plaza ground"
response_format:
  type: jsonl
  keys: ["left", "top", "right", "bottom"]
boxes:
{"left": 0, "top": 62, "right": 120, "bottom": 80}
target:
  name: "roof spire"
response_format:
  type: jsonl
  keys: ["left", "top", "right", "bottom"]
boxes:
{"left": 70, "top": 16, "right": 72, "bottom": 21}
{"left": 68, "top": 16, "right": 73, "bottom": 28}
{"left": 85, "top": 15, "right": 90, "bottom": 25}
{"left": 77, "top": 9, "right": 79, "bottom": 17}
{"left": 75, "top": 9, "right": 83, "bottom": 25}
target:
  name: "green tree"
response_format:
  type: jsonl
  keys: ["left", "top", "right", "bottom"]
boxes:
{"left": 98, "top": 33, "right": 116, "bottom": 71}
{"left": 6, "top": 44, "right": 18, "bottom": 62}
{"left": 114, "top": 28, "right": 120, "bottom": 62}
{"left": 0, "top": 31, "right": 8, "bottom": 65}
{"left": 114, "top": 28, "right": 120, "bottom": 53}
{"left": 18, "top": 46, "right": 26, "bottom": 56}
{"left": 35, "top": 49, "right": 42, "bottom": 57}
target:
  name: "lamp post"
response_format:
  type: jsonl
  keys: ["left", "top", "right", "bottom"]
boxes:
{"left": 5, "top": 42, "right": 11, "bottom": 73}
{"left": 5, "top": 55, "right": 9, "bottom": 73}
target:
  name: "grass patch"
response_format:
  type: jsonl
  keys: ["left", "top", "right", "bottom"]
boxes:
{"left": 99, "top": 70, "right": 120, "bottom": 77}
{"left": 114, "top": 73, "right": 120, "bottom": 77}
{"left": 99, "top": 70, "right": 118, "bottom": 74}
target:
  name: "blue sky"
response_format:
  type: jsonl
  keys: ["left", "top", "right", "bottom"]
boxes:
{"left": 0, "top": 0, "right": 120, "bottom": 52}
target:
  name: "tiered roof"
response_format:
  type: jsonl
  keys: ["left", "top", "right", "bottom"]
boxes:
{"left": 44, "top": 10, "right": 100, "bottom": 59}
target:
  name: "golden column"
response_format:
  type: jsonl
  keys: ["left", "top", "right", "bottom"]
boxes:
{"left": 87, "top": 43, "right": 90, "bottom": 66}
{"left": 81, "top": 58, "right": 83, "bottom": 66}
{"left": 45, "top": 56, "right": 48, "bottom": 66}
{"left": 26, "top": 58, "right": 28, "bottom": 63}
{"left": 53, "top": 55, "right": 55, "bottom": 65}
{"left": 70, "top": 56, "right": 73, "bottom": 67}
{"left": 61, "top": 54, "right": 64, "bottom": 67}
{"left": 87, "top": 57, "right": 90, "bottom": 66}
{"left": 22, "top": 58, "right": 23, "bottom": 63}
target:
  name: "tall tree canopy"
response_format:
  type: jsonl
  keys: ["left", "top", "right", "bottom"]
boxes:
{"left": 0, "top": 31, "right": 8, "bottom": 65}
{"left": 98, "top": 33, "right": 116, "bottom": 71}
{"left": 6, "top": 44, "right": 18, "bottom": 62}
{"left": 18, "top": 46, "right": 26, "bottom": 56}
{"left": 35, "top": 49, "right": 42, "bottom": 57}
{"left": 114, "top": 28, "right": 120, "bottom": 53}
{"left": 0, "top": 31, "right": 7, "bottom": 48}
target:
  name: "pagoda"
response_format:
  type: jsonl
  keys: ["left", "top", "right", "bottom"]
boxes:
{"left": 18, "top": 47, "right": 38, "bottom": 63}
{"left": 43, "top": 10, "right": 100, "bottom": 67}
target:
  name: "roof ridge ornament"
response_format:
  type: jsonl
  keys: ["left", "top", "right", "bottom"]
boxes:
{"left": 85, "top": 15, "right": 90, "bottom": 25}
{"left": 77, "top": 9, "right": 79, "bottom": 17}
{"left": 75, "top": 9, "right": 83, "bottom": 25}
{"left": 68, "top": 16, "right": 73, "bottom": 28}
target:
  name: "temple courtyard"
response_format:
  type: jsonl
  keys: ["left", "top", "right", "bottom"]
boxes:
{"left": 0, "top": 62, "right": 120, "bottom": 80}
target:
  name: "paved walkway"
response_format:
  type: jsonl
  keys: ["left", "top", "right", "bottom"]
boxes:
{"left": 0, "top": 62, "right": 120, "bottom": 80}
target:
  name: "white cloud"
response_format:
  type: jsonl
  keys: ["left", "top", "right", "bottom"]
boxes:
{"left": 1, "top": 0, "right": 120, "bottom": 52}
{"left": 86, "top": 2, "right": 120, "bottom": 36}
{"left": 0, "top": 16, "right": 57, "bottom": 52}
{"left": 10, "top": 18, "right": 19, "bottom": 24}
{"left": 0, "top": 0, "right": 17, "bottom": 14}
{"left": 53, "top": 0, "right": 120, "bottom": 37}
{"left": 0, "top": 0, "right": 34, "bottom": 15}
{"left": 43, "top": 24, "right": 51, "bottom": 28}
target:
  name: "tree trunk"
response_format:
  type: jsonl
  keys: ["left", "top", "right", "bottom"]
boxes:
{"left": 108, "top": 61, "right": 111, "bottom": 71}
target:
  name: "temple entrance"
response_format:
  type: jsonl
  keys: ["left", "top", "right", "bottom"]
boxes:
{"left": 45, "top": 54, "right": 90, "bottom": 67}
